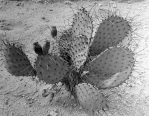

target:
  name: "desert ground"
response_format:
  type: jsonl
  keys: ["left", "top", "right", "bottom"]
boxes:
{"left": 0, "top": 0, "right": 149, "bottom": 116}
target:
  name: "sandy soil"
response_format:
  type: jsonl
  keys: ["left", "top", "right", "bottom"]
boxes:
{"left": 0, "top": 0, "right": 149, "bottom": 116}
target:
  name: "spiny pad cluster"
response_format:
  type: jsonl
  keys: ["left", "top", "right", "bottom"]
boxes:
{"left": 1, "top": 6, "right": 135, "bottom": 115}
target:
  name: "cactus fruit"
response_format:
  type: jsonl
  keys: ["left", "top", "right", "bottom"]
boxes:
{"left": 33, "top": 42, "right": 43, "bottom": 55}
{"left": 69, "top": 35, "right": 89, "bottom": 69}
{"left": 71, "top": 7, "right": 93, "bottom": 41}
{"left": 89, "top": 14, "right": 132, "bottom": 56}
{"left": 51, "top": 26, "right": 57, "bottom": 38}
{"left": 2, "top": 39, "right": 36, "bottom": 76}
{"left": 83, "top": 47, "right": 135, "bottom": 89}
{"left": 75, "top": 83, "right": 106, "bottom": 115}
{"left": 42, "top": 41, "right": 50, "bottom": 55}
{"left": 34, "top": 54, "right": 69, "bottom": 84}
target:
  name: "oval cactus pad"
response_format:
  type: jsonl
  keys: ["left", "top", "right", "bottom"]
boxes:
{"left": 83, "top": 47, "right": 135, "bottom": 88}
{"left": 70, "top": 35, "right": 89, "bottom": 69}
{"left": 71, "top": 7, "right": 93, "bottom": 41}
{"left": 2, "top": 40, "right": 36, "bottom": 76}
{"left": 84, "top": 67, "right": 132, "bottom": 89}
{"left": 89, "top": 15, "right": 132, "bottom": 56}
{"left": 35, "top": 54, "right": 69, "bottom": 84}
{"left": 75, "top": 83, "right": 105, "bottom": 113}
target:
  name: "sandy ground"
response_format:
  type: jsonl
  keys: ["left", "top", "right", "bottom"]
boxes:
{"left": 0, "top": 0, "right": 149, "bottom": 116}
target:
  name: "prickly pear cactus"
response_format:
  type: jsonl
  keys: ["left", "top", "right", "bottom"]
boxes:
{"left": 69, "top": 35, "right": 89, "bottom": 69}
{"left": 0, "top": 6, "right": 138, "bottom": 116}
{"left": 75, "top": 83, "right": 107, "bottom": 115}
{"left": 71, "top": 7, "right": 93, "bottom": 42}
{"left": 83, "top": 47, "right": 135, "bottom": 89}
{"left": 34, "top": 54, "right": 69, "bottom": 84}
{"left": 89, "top": 14, "right": 132, "bottom": 56}
{"left": 1, "top": 39, "right": 36, "bottom": 76}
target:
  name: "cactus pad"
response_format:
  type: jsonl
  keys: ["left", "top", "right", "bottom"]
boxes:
{"left": 71, "top": 7, "right": 93, "bottom": 41}
{"left": 70, "top": 35, "right": 89, "bottom": 69}
{"left": 2, "top": 40, "right": 36, "bottom": 76}
{"left": 83, "top": 47, "right": 135, "bottom": 88}
{"left": 75, "top": 83, "right": 105, "bottom": 113}
{"left": 84, "top": 67, "right": 132, "bottom": 89}
{"left": 89, "top": 15, "right": 132, "bottom": 56}
{"left": 34, "top": 54, "right": 69, "bottom": 84}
